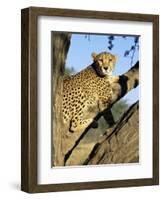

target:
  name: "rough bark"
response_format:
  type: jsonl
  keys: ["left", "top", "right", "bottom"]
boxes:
{"left": 84, "top": 101, "right": 139, "bottom": 165}
{"left": 52, "top": 32, "right": 71, "bottom": 166}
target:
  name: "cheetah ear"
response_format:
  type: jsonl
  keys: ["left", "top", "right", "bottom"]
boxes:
{"left": 91, "top": 52, "right": 97, "bottom": 60}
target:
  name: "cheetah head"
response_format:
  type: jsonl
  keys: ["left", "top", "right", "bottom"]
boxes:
{"left": 92, "top": 52, "right": 117, "bottom": 76}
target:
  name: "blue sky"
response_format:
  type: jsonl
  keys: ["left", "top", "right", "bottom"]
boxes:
{"left": 65, "top": 33, "right": 139, "bottom": 105}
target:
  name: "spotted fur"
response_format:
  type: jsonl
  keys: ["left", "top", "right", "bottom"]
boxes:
{"left": 62, "top": 52, "right": 117, "bottom": 133}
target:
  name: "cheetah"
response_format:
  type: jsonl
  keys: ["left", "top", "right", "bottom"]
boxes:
{"left": 62, "top": 52, "right": 117, "bottom": 133}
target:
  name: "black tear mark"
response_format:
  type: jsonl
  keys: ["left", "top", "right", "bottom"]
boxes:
{"left": 91, "top": 63, "right": 105, "bottom": 78}
{"left": 118, "top": 75, "right": 128, "bottom": 97}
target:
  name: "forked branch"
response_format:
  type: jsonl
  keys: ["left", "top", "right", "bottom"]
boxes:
{"left": 64, "top": 62, "right": 139, "bottom": 165}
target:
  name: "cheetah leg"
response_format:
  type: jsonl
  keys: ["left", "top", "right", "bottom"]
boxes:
{"left": 69, "top": 118, "right": 93, "bottom": 133}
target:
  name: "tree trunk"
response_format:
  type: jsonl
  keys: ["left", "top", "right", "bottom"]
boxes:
{"left": 51, "top": 32, "right": 139, "bottom": 166}
{"left": 52, "top": 32, "right": 71, "bottom": 166}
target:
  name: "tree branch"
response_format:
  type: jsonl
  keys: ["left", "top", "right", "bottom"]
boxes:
{"left": 64, "top": 62, "right": 139, "bottom": 165}
{"left": 84, "top": 101, "right": 139, "bottom": 165}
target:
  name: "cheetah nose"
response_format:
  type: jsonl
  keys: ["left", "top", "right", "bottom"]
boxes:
{"left": 104, "top": 67, "right": 108, "bottom": 70}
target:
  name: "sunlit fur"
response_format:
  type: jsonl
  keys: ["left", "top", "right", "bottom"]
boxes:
{"left": 62, "top": 52, "right": 118, "bottom": 133}
{"left": 92, "top": 52, "right": 117, "bottom": 76}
